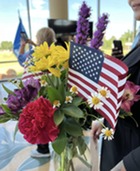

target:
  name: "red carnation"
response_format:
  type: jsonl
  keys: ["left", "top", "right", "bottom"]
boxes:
{"left": 18, "top": 96, "right": 59, "bottom": 144}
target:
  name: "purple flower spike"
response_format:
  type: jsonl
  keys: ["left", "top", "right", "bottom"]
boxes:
{"left": 76, "top": 1, "right": 91, "bottom": 45}
{"left": 90, "top": 13, "right": 109, "bottom": 49}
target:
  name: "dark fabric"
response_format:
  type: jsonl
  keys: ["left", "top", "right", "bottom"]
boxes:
{"left": 100, "top": 46, "right": 140, "bottom": 171}
{"left": 100, "top": 119, "right": 140, "bottom": 171}
{"left": 123, "top": 146, "right": 140, "bottom": 171}
{"left": 37, "top": 144, "right": 50, "bottom": 154}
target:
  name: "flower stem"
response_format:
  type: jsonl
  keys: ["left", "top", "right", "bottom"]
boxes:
{"left": 87, "top": 114, "right": 106, "bottom": 128}
{"left": 77, "top": 154, "right": 92, "bottom": 168}
{"left": 130, "top": 116, "right": 139, "bottom": 127}
{"left": 70, "top": 160, "right": 75, "bottom": 171}
{"left": 46, "top": 73, "right": 55, "bottom": 87}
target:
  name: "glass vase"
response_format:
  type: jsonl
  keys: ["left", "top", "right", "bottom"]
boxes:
{"left": 57, "top": 146, "right": 75, "bottom": 171}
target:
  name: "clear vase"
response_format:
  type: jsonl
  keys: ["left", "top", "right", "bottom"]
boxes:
{"left": 57, "top": 146, "right": 75, "bottom": 171}
{"left": 56, "top": 137, "right": 92, "bottom": 171}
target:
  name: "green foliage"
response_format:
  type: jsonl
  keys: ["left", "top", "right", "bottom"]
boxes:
{"left": 52, "top": 129, "right": 67, "bottom": 154}
{"left": 2, "top": 84, "right": 15, "bottom": 95}
{"left": 0, "top": 41, "right": 13, "bottom": 50}
{"left": 101, "top": 30, "right": 134, "bottom": 55}
{"left": 64, "top": 118, "right": 83, "bottom": 136}
{"left": 54, "top": 109, "right": 64, "bottom": 126}
{"left": 62, "top": 104, "right": 84, "bottom": 118}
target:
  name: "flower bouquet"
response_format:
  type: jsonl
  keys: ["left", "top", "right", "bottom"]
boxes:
{"left": 0, "top": 1, "right": 133, "bottom": 171}
{"left": 0, "top": 41, "right": 94, "bottom": 170}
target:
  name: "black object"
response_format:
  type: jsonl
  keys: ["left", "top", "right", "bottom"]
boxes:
{"left": 113, "top": 40, "right": 123, "bottom": 51}
{"left": 122, "top": 44, "right": 140, "bottom": 68}
{"left": 55, "top": 37, "right": 67, "bottom": 50}
{"left": 100, "top": 45, "right": 140, "bottom": 171}
{"left": 37, "top": 144, "right": 50, "bottom": 154}
{"left": 48, "top": 19, "right": 93, "bottom": 38}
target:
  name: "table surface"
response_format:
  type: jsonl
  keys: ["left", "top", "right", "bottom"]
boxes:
{"left": 0, "top": 121, "right": 92, "bottom": 171}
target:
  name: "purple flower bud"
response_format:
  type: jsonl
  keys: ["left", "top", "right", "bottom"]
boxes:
{"left": 6, "top": 80, "right": 40, "bottom": 113}
{"left": 76, "top": 1, "right": 91, "bottom": 45}
{"left": 90, "top": 13, "right": 109, "bottom": 49}
{"left": 23, "top": 77, "right": 41, "bottom": 91}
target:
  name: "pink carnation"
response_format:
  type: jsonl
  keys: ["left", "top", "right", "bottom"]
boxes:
{"left": 18, "top": 96, "right": 59, "bottom": 144}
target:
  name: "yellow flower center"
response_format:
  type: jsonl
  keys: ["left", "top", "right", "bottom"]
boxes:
{"left": 105, "top": 130, "right": 112, "bottom": 137}
{"left": 100, "top": 90, "right": 107, "bottom": 97}
{"left": 41, "top": 80, "right": 47, "bottom": 85}
{"left": 71, "top": 86, "right": 78, "bottom": 93}
{"left": 92, "top": 96, "right": 100, "bottom": 105}
{"left": 53, "top": 100, "right": 60, "bottom": 106}
{"left": 66, "top": 96, "right": 71, "bottom": 102}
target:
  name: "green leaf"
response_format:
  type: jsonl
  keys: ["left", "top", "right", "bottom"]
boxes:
{"left": 2, "top": 84, "right": 14, "bottom": 95}
{"left": 52, "top": 130, "right": 67, "bottom": 155}
{"left": 46, "top": 74, "right": 61, "bottom": 88}
{"left": 72, "top": 97, "right": 83, "bottom": 106}
{"left": 62, "top": 104, "right": 84, "bottom": 118}
{"left": 58, "top": 82, "right": 66, "bottom": 102}
{"left": 39, "top": 86, "right": 48, "bottom": 97}
{"left": 47, "top": 87, "right": 64, "bottom": 103}
{"left": 54, "top": 109, "right": 64, "bottom": 126}
{"left": 0, "top": 115, "right": 12, "bottom": 123}
{"left": 64, "top": 118, "right": 83, "bottom": 136}
{"left": 13, "top": 122, "right": 19, "bottom": 141}
{"left": 1, "top": 104, "right": 12, "bottom": 114}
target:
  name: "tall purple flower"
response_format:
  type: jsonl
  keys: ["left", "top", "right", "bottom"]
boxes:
{"left": 76, "top": 1, "right": 91, "bottom": 45}
{"left": 90, "top": 13, "right": 109, "bottom": 49}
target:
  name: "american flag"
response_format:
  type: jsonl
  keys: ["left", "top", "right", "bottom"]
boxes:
{"left": 22, "top": 55, "right": 45, "bottom": 81}
{"left": 68, "top": 42, "right": 128, "bottom": 129}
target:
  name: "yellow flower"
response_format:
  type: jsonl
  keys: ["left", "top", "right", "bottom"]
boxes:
{"left": 33, "top": 56, "right": 50, "bottom": 71}
{"left": 70, "top": 86, "right": 78, "bottom": 94}
{"left": 32, "top": 42, "right": 51, "bottom": 60}
{"left": 101, "top": 127, "right": 114, "bottom": 140}
{"left": 87, "top": 92, "right": 103, "bottom": 109}
{"left": 51, "top": 43, "right": 70, "bottom": 66}
{"left": 48, "top": 68, "right": 61, "bottom": 77}
{"left": 30, "top": 41, "right": 70, "bottom": 77}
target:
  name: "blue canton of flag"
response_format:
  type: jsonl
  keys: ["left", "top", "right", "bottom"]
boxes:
{"left": 68, "top": 42, "right": 128, "bottom": 129}
{"left": 69, "top": 43, "right": 104, "bottom": 83}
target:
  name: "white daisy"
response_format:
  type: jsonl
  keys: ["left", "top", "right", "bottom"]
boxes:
{"left": 70, "top": 85, "right": 78, "bottom": 94}
{"left": 97, "top": 87, "right": 110, "bottom": 98}
{"left": 65, "top": 96, "right": 73, "bottom": 104}
{"left": 87, "top": 92, "right": 103, "bottom": 109}
{"left": 53, "top": 100, "right": 61, "bottom": 108}
{"left": 40, "top": 79, "right": 48, "bottom": 87}
{"left": 101, "top": 127, "right": 114, "bottom": 140}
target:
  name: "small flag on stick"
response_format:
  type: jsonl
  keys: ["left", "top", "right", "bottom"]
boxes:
{"left": 13, "top": 16, "right": 28, "bottom": 57}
